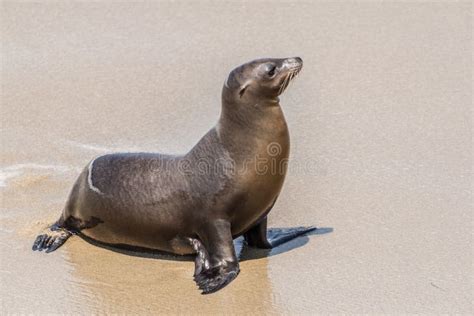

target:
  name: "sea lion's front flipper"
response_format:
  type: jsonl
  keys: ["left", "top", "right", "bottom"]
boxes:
{"left": 244, "top": 217, "right": 316, "bottom": 249}
{"left": 193, "top": 219, "right": 240, "bottom": 294}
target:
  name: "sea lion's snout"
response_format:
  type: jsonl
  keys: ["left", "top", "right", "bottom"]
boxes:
{"left": 277, "top": 57, "right": 303, "bottom": 95}
{"left": 284, "top": 57, "right": 303, "bottom": 69}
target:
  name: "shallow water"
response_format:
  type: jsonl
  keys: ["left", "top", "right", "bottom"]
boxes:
{"left": 1, "top": 2, "right": 472, "bottom": 314}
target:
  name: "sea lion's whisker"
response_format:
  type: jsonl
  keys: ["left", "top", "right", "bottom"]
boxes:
{"left": 286, "top": 72, "right": 294, "bottom": 86}
{"left": 284, "top": 74, "right": 291, "bottom": 90}
{"left": 280, "top": 74, "right": 290, "bottom": 94}
{"left": 279, "top": 73, "right": 290, "bottom": 94}
{"left": 279, "top": 68, "right": 301, "bottom": 94}
{"left": 286, "top": 73, "right": 295, "bottom": 90}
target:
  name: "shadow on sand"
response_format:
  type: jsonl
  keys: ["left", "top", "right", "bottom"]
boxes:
{"left": 79, "top": 227, "right": 333, "bottom": 262}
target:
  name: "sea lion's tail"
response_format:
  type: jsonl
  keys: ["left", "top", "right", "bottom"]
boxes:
{"left": 32, "top": 222, "right": 72, "bottom": 253}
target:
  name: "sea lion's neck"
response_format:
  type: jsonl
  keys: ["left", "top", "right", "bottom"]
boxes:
{"left": 216, "top": 100, "right": 290, "bottom": 159}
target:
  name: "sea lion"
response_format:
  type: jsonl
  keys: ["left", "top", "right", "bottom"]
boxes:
{"left": 33, "top": 57, "right": 315, "bottom": 294}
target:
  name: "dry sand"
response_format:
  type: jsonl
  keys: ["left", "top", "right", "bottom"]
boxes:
{"left": 1, "top": 1, "right": 472, "bottom": 314}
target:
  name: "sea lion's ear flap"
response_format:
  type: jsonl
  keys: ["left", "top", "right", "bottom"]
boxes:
{"left": 239, "top": 84, "right": 248, "bottom": 98}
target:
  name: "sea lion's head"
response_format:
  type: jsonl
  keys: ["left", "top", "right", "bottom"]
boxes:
{"left": 222, "top": 57, "right": 303, "bottom": 105}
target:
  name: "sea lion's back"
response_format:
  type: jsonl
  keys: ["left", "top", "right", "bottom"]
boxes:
{"left": 88, "top": 152, "right": 182, "bottom": 199}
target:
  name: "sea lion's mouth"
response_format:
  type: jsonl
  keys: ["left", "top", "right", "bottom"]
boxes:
{"left": 278, "top": 65, "right": 302, "bottom": 95}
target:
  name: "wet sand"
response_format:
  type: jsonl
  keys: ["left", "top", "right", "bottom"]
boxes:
{"left": 1, "top": 1, "right": 472, "bottom": 314}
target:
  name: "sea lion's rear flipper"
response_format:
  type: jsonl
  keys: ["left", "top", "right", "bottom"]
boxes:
{"left": 244, "top": 217, "right": 316, "bottom": 249}
{"left": 192, "top": 219, "right": 240, "bottom": 294}
{"left": 32, "top": 223, "right": 72, "bottom": 253}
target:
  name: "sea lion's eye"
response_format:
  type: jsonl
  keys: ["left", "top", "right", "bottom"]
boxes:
{"left": 267, "top": 65, "right": 276, "bottom": 77}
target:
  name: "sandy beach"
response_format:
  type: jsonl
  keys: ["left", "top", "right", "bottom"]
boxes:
{"left": 1, "top": 1, "right": 472, "bottom": 314}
